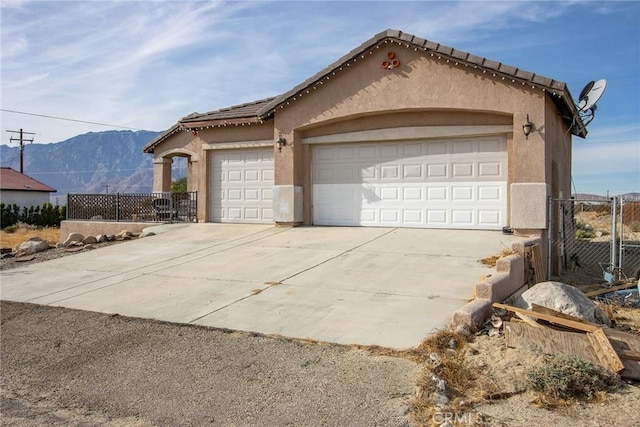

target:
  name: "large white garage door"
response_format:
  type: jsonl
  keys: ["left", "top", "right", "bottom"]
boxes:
{"left": 312, "top": 136, "right": 507, "bottom": 229}
{"left": 209, "top": 148, "right": 274, "bottom": 223}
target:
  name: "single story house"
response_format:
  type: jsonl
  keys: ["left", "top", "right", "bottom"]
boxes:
{"left": 144, "top": 29, "right": 585, "bottom": 238}
{"left": 0, "top": 167, "right": 56, "bottom": 208}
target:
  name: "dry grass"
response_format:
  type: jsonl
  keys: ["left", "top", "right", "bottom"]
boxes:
{"left": 479, "top": 247, "right": 516, "bottom": 267}
{"left": 408, "top": 329, "right": 494, "bottom": 426}
{"left": 0, "top": 227, "right": 61, "bottom": 249}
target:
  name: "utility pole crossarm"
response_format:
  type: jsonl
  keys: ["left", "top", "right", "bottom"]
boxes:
{"left": 6, "top": 128, "right": 35, "bottom": 173}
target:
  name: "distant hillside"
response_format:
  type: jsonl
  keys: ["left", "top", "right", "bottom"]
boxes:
{"left": 574, "top": 193, "right": 640, "bottom": 201}
{"left": 0, "top": 130, "right": 180, "bottom": 199}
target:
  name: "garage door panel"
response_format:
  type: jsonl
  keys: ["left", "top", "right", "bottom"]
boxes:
{"left": 312, "top": 136, "right": 506, "bottom": 229}
{"left": 209, "top": 148, "right": 274, "bottom": 223}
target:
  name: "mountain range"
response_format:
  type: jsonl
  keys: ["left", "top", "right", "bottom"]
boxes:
{"left": 0, "top": 130, "right": 176, "bottom": 200}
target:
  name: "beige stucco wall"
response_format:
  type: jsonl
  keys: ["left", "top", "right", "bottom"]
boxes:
{"left": 273, "top": 45, "right": 552, "bottom": 225}
{"left": 149, "top": 41, "right": 573, "bottom": 230}
{"left": 152, "top": 123, "right": 274, "bottom": 222}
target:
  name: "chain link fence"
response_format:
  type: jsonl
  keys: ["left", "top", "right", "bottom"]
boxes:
{"left": 548, "top": 197, "right": 640, "bottom": 283}
{"left": 67, "top": 192, "right": 197, "bottom": 223}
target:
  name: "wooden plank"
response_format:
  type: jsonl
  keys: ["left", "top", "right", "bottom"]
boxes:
{"left": 604, "top": 328, "right": 640, "bottom": 380}
{"left": 492, "top": 303, "right": 598, "bottom": 333}
{"left": 530, "top": 244, "right": 545, "bottom": 284}
{"left": 504, "top": 321, "right": 600, "bottom": 366}
{"left": 530, "top": 303, "right": 600, "bottom": 327}
{"left": 616, "top": 350, "right": 640, "bottom": 361}
{"left": 514, "top": 312, "right": 543, "bottom": 328}
{"left": 587, "top": 328, "right": 625, "bottom": 372}
{"left": 584, "top": 282, "right": 638, "bottom": 297}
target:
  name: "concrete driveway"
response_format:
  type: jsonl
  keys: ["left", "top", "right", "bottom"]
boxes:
{"left": 1, "top": 224, "right": 524, "bottom": 349}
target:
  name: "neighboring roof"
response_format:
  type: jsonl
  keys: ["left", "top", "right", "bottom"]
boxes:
{"left": 145, "top": 28, "right": 586, "bottom": 154}
{"left": 0, "top": 167, "right": 56, "bottom": 192}
{"left": 143, "top": 97, "right": 275, "bottom": 153}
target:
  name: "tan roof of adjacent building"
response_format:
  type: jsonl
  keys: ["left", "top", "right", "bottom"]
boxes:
{"left": 0, "top": 167, "right": 56, "bottom": 192}
{"left": 144, "top": 28, "right": 586, "bottom": 154}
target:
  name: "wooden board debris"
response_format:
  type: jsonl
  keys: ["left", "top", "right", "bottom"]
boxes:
{"left": 604, "top": 328, "right": 640, "bottom": 380}
{"left": 505, "top": 321, "right": 600, "bottom": 366}
{"left": 530, "top": 303, "right": 599, "bottom": 327}
{"left": 529, "top": 244, "right": 545, "bottom": 284}
{"left": 495, "top": 302, "right": 640, "bottom": 379}
{"left": 587, "top": 328, "right": 625, "bottom": 372}
{"left": 584, "top": 282, "right": 638, "bottom": 298}
{"left": 492, "top": 302, "right": 598, "bottom": 332}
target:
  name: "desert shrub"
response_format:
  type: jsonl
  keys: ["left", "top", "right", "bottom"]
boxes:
{"left": 575, "top": 221, "right": 595, "bottom": 239}
{"left": 527, "top": 354, "right": 618, "bottom": 400}
{"left": 3, "top": 224, "right": 18, "bottom": 233}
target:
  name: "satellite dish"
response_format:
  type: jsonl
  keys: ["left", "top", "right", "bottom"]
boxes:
{"left": 578, "top": 79, "right": 606, "bottom": 112}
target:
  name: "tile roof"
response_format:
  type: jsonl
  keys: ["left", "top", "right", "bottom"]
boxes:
{"left": 180, "top": 97, "right": 276, "bottom": 124}
{"left": 0, "top": 167, "right": 56, "bottom": 192}
{"left": 144, "top": 98, "right": 276, "bottom": 153}
{"left": 144, "top": 28, "right": 586, "bottom": 153}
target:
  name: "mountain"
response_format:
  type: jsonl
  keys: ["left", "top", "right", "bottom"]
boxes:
{"left": 0, "top": 130, "right": 170, "bottom": 199}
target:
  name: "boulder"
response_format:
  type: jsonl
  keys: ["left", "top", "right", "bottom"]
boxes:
{"left": 83, "top": 244, "right": 96, "bottom": 250}
{"left": 63, "top": 232, "right": 85, "bottom": 246}
{"left": 513, "top": 281, "right": 611, "bottom": 326}
{"left": 96, "top": 235, "right": 107, "bottom": 243}
{"left": 139, "top": 231, "right": 155, "bottom": 238}
{"left": 106, "top": 235, "right": 116, "bottom": 241}
{"left": 82, "top": 236, "right": 98, "bottom": 244}
{"left": 117, "top": 230, "right": 133, "bottom": 238}
{"left": 15, "top": 237, "right": 50, "bottom": 256}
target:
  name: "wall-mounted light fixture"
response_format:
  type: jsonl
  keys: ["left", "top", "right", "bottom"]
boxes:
{"left": 522, "top": 114, "right": 533, "bottom": 139}
{"left": 276, "top": 133, "right": 287, "bottom": 152}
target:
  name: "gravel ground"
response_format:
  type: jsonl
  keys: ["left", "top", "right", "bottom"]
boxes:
{"left": 1, "top": 240, "right": 125, "bottom": 271}
{"left": 0, "top": 301, "right": 419, "bottom": 426}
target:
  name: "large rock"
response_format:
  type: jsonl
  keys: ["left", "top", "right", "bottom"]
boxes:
{"left": 63, "top": 232, "right": 85, "bottom": 246}
{"left": 513, "top": 281, "right": 611, "bottom": 326}
{"left": 15, "top": 237, "right": 50, "bottom": 256}
{"left": 82, "top": 236, "right": 98, "bottom": 244}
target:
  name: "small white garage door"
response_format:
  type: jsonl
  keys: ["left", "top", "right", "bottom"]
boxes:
{"left": 209, "top": 148, "right": 274, "bottom": 223}
{"left": 312, "top": 136, "right": 507, "bottom": 229}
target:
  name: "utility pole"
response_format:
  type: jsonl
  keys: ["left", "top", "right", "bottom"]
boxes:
{"left": 104, "top": 184, "right": 110, "bottom": 195}
{"left": 6, "top": 128, "right": 35, "bottom": 173}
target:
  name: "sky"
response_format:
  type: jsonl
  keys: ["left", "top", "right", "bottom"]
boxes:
{"left": 1, "top": 0, "right": 639, "bottom": 196}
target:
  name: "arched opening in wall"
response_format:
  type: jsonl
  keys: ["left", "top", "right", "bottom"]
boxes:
{"left": 170, "top": 156, "right": 188, "bottom": 192}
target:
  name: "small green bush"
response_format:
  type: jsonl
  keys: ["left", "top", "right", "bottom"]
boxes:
{"left": 527, "top": 354, "right": 619, "bottom": 400}
{"left": 576, "top": 229, "right": 595, "bottom": 239}
{"left": 3, "top": 224, "right": 18, "bottom": 233}
{"left": 574, "top": 221, "right": 595, "bottom": 238}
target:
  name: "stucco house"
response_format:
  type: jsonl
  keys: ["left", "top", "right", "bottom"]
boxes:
{"left": 144, "top": 29, "right": 585, "bottom": 238}
{"left": 0, "top": 167, "right": 56, "bottom": 208}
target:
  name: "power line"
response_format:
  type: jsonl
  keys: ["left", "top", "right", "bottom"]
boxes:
{"left": 1, "top": 109, "right": 147, "bottom": 131}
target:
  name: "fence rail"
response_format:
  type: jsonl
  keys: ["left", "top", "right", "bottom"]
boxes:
{"left": 67, "top": 192, "right": 197, "bottom": 223}
{"left": 548, "top": 197, "right": 640, "bottom": 282}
